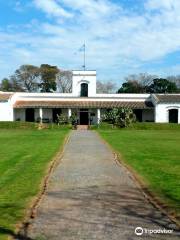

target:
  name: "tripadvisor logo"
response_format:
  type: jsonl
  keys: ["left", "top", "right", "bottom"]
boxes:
{"left": 135, "top": 227, "right": 143, "bottom": 236}
{"left": 135, "top": 227, "right": 173, "bottom": 236}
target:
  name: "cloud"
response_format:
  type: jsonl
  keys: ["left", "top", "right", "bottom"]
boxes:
{"left": 145, "top": 0, "right": 179, "bottom": 10}
{"left": 33, "top": 0, "right": 73, "bottom": 18}
{"left": 0, "top": 0, "right": 180, "bottom": 82}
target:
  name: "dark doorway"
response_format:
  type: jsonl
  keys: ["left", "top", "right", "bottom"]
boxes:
{"left": 81, "top": 83, "right": 88, "bottom": 97}
{"left": 80, "top": 110, "right": 89, "bottom": 125}
{"left": 169, "top": 109, "right": 178, "bottom": 123}
{"left": 25, "top": 108, "right": 35, "bottom": 122}
{"left": 133, "top": 109, "right": 142, "bottom": 122}
{"left": 53, "top": 108, "right": 62, "bottom": 123}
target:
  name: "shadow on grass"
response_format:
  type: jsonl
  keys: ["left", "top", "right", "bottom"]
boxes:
{"left": 0, "top": 203, "right": 33, "bottom": 239}
{"left": 0, "top": 226, "right": 33, "bottom": 240}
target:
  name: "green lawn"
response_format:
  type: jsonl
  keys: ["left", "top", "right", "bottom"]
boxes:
{"left": 0, "top": 127, "right": 69, "bottom": 240}
{"left": 97, "top": 124, "right": 180, "bottom": 218}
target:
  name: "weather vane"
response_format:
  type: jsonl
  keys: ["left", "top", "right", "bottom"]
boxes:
{"left": 79, "top": 43, "right": 86, "bottom": 71}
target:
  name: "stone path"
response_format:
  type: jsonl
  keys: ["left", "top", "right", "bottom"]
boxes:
{"left": 27, "top": 130, "right": 179, "bottom": 240}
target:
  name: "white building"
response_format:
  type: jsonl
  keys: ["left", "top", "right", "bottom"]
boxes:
{"left": 0, "top": 70, "right": 180, "bottom": 124}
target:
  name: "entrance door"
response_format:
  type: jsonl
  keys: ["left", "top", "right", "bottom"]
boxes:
{"left": 169, "top": 109, "right": 178, "bottom": 123}
{"left": 25, "top": 108, "right": 35, "bottom": 122}
{"left": 80, "top": 110, "right": 89, "bottom": 125}
{"left": 53, "top": 109, "right": 62, "bottom": 123}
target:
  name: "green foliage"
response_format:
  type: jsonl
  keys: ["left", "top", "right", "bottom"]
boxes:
{"left": 98, "top": 128, "right": 180, "bottom": 216}
{"left": 1, "top": 64, "right": 71, "bottom": 93}
{"left": 57, "top": 114, "right": 69, "bottom": 125}
{"left": 0, "top": 78, "right": 13, "bottom": 92}
{"left": 147, "top": 78, "right": 178, "bottom": 93}
{"left": 0, "top": 77, "right": 24, "bottom": 92}
{"left": 102, "top": 108, "right": 136, "bottom": 128}
{"left": 118, "top": 77, "right": 179, "bottom": 93}
{"left": 39, "top": 64, "right": 58, "bottom": 92}
{"left": 118, "top": 81, "right": 144, "bottom": 93}
{"left": 70, "top": 112, "right": 78, "bottom": 125}
{"left": 13, "top": 65, "right": 39, "bottom": 92}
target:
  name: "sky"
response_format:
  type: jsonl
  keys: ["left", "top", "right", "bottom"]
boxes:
{"left": 0, "top": 0, "right": 180, "bottom": 85}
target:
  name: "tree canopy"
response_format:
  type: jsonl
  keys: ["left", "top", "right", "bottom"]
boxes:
{"left": 96, "top": 80, "right": 116, "bottom": 93}
{"left": 0, "top": 64, "right": 72, "bottom": 93}
{"left": 13, "top": 65, "right": 39, "bottom": 92}
{"left": 118, "top": 73, "right": 180, "bottom": 94}
{"left": 39, "top": 64, "right": 59, "bottom": 92}
{"left": 56, "top": 70, "right": 72, "bottom": 93}
{"left": 147, "top": 78, "right": 178, "bottom": 93}
{"left": 118, "top": 81, "right": 144, "bottom": 93}
{"left": 1, "top": 67, "right": 180, "bottom": 94}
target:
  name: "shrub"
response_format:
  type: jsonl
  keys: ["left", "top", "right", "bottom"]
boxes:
{"left": 56, "top": 114, "right": 69, "bottom": 125}
{"left": 102, "top": 108, "right": 136, "bottom": 128}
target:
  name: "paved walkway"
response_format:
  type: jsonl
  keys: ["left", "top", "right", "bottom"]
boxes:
{"left": 27, "top": 130, "right": 179, "bottom": 240}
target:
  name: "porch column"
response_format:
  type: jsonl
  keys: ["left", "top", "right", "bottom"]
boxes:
{"left": 97, "top": 108, "right": 101, "bottom": 124}
{"left": 39, "top": 108, "right": 43, "bottom": 123}
{"left": 178, "top": 109, "right": 180, "bottom": 124}
{"left": 68, "top": 108, "right": 72, "bottom": 119}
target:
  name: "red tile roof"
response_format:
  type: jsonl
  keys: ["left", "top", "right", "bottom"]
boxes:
{"left": 0, "top": 93, "right": 13, "bottom": 101}
{"left": 155, "top": 94, "right": 180, "bottom": 103}
{"left": 14, "top": 100, "right": 153, "bottom": 109}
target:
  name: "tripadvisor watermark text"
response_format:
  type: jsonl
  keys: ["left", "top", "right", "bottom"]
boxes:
{"left": 135, "top": 226, "right": 173, "bottom": 236}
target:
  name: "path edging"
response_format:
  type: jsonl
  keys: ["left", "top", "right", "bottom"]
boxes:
{"left": 14, "top": 131, "right": 71, "bottom": 239}
{"left": 95, "top": 130, "right": 180, "bottom": 228}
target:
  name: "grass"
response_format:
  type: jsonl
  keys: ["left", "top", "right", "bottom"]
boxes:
{"left": 97, "top": 123, "right": 180, "bottom": 218}
{"left": 0, "top": 125, "right": 69, "bottom": 240}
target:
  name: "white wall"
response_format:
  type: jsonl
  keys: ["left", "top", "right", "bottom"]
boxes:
{"left": 72, "top": 70, "right": 96, "bottom": 97}
{"left": 0, "top": 102, "right": 14, "bottom": 121}
{"left": 155, "top": 104, "right": 180, "bottom": 123}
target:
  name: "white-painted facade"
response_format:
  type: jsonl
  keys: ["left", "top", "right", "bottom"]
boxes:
{"left": 0, "top": 70, "right": 180, "bottom": 124}
{"left": 0, "top": 101, "right": 14, "bottom": 121}
{"left": 72, "top": 70, "right": 96, "bottom": 97}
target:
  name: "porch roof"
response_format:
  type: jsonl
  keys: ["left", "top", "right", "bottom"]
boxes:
{"left": 0, "top": 93, "right": 13, "bottom": 101}
{"left": 154, "top": 94, "right": 180, "bottom": 103}
{"left": 13, "top": 100, "right": 153, "bottom": 109}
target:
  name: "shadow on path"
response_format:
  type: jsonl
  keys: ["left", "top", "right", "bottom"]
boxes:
{"left": 28, "top": 185, "right": 179, "bottom": 239}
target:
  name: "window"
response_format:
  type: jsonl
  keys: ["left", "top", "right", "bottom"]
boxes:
{"left": 81, "top": 83, "right": 88, "bottom": 97}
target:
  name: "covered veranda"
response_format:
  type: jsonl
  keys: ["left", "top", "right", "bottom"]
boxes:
{"left": 13, "top": 99, "right": 154, "bottom": 124}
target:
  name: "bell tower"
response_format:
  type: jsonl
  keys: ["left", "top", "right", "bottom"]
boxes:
{"left": 72, "top": 70, "right": 96, "bottom": 97}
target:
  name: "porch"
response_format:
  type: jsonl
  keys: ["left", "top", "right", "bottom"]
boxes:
{"left": 13, "top": 108, "right": 100, "bottom": 125}
{"left": 13, "top": 107, "right": 155, "bottom": 125}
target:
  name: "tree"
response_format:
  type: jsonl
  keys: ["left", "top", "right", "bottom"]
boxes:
{"left": 167, "top": 75, "right": 180, "bottom": 89}
{"left": 0, "top": 78, "right": 13, "bottom": 91}
{"left": 56, "top": 70, "right": 72, "bottom": 93}
{"left": 136, "top": 73, "right": 157, "bottom": 88}
{"left": 96, "top": 80, "right": 116, "bottom": 93}
{"left": 118, "top": 80, "right": 144, "bottom": 93}
{"left": 12, "top": 65, "right": 39, "bottom": 92}
{"left": 118, "top": 73, "right": 158, "bottom": 93}
{"left": 9, "top": 75, "right": 24, "bottom": 92}
{"left": 39, "top": 64, "right": 59, "bottom": 92}
{"left": 0, "top": 77, "right": 24, "bottom": 92}
{"left": 147, "top": 78, "right": 178, "bottom": 93}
